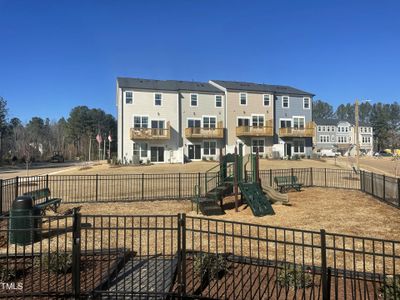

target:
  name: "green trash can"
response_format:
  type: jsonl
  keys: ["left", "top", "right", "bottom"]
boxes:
{"left": 9, "top": 196, "right": 41, "bottom": 245}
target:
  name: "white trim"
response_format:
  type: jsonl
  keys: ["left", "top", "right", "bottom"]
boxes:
{"left": 292, "top": 116, "right": 305, "bottom": 128}
{"left": 239, "top": 92, "right": 247, "bottom": 106}
{"left": 187, "top": 143, "right": 202, "bottom": 161}
{"left": 251, "top": 138, "right": 265, "bottom": 154}
{"left": 292, "top": 138, "right": 306, "bottom": 154}
{"left": 215, "top": 95, "right": 223, "bottom": 108}
{"left": 150, "top": 118, "right": 166, "bottom": 129}
{"left": 186, "top": 117, "right": 201, "bottom": 128}
{"left": 202, "top": 115, "right": 217, "bottom": 128}
{"left": 153, "top": 92, "right": 163, "bottom": 107}
{"left": 190, "top": 93, "right": 198, "bottom": 107}
{"left": 303, "top": 97, "right": 311, "bottom": 109}
{"left": 282, "top": 95, "right": 290, "bottom": 108}
{"left": 251, "top": 114, "right": 265, "bottom": 126}
{"left": 132, "top": 115, "right": 150, "bottom": 128}
{"left": 263, "top": 94, "right": 271, "bottom": 107}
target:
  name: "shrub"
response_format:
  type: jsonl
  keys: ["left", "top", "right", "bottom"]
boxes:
{"left": 292, "top": 154, "right": 301, "bottom": 160}
{"left": 277, "top": 264, "right": 313, "bottom": 289}
{"left": 380, "top": 275, "right": 400, "bottom": 300}
{"left": 193, "top": 253, "right": 228, "bottom": 280}
{"left": 202, "top": 156, "right": 207, "bottom": 161}
{"left": 0, "top": 265, "right": 17, "bottom": 282}
{"left": 41, "top": 252, "right": 73, "bottom": 273}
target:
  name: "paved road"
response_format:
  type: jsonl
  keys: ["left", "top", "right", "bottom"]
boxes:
{"left": 0, "top": 161, "right": 82, "bottom": 179}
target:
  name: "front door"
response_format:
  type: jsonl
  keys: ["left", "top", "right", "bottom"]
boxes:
{"left": 286, "top": 143, "right": 292, "bottom": 157}
{"left": 150, "top": 146, "right": 164, "bottom": 162}
{"left": 188, "top": 144, "right": 201, "bottom": 160}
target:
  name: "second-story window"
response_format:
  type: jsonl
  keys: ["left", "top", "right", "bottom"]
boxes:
{"left": 154, "top": 93, "right": 162, "bottom": 106}
{"left": 303, "top": 97, "right": 310, "bottom": 109}
{"left": 203, "top": 117, "right": 216, "bottom": 129}
{"left": 240, "top": 93, "right": 247, "bottom": 105}
{"left": 215, "top": 95, "right": 222, "bottom": 108}
{"left": 282, "top": 96, "right": 289, "bottom": 108}
{"left": 263, "top": 94, "right": 270, "bottom": 106}
{"left": 191, "top": 94, "right": 198, "bottom": 107}
{"left": 125, "top": 91, "right": 133, "bottom": 104}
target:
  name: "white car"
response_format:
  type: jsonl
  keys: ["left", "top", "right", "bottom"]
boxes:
{"left": 320, "top": 149, "right": 340, "bottom": 157}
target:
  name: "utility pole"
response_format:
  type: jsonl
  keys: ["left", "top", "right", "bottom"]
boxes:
{"left": 355, "top": 99, "right": 360, "bottom": 170}
{"left": 103, "top": 138, "right": 106, "bottom": 160}
{"left": 88, "top": 136, "right": 92, "bottom": 161}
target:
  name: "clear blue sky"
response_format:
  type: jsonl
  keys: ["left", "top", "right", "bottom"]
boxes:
{"left": 1, "top": 0, "right": 399, "bottom": 122}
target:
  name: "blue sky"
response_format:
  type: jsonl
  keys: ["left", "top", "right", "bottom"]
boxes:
{"left": 0, "top": 0, "right": 399, "bottom": 122}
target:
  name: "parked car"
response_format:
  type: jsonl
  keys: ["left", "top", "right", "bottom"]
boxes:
{"left": 374, "top": 151, "right": 392, "bottom": 157}
{"left": 319, "top": 149, "right": 340, "bottom": 157}
{"left": 50, "top": 151, "right": 65, "bottom": 163}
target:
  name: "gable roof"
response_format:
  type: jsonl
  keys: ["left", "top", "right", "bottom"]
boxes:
{"left": 117, "top": 77, "right": 224, "bottom": 94}
{"left": 210, "top": 80, "right": 314, "bottom": 96}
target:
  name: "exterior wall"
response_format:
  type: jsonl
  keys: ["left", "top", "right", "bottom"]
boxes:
{"left": 225, "top": 91, "right": 274, "bottom": 155}
{"left": 274, "top": 94, "right": 313, "bottom": 157}
{"left": 117, "top": 87, "right": 182, "bottom": 163}
{"left": 315, "top": 124, "right": 337, "bottom": 150}
{"left": 181, "top": 91, "right": 225, "bottom": 160}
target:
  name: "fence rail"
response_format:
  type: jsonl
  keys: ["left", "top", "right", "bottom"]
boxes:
{"left": 0, "top": 213, "right": 399, "bottom": 299}
{"left": 1, "top": 168, "right": 399, "bottom": 215}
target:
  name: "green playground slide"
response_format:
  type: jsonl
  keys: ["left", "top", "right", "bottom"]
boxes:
{"left": 239, "top": 182, "right": 275, "bottom": 217}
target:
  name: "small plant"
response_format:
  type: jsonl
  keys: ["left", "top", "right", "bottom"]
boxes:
{"left": 380, "top": 275, "right": 400, "bottom": 300}
{"left": 41, "top": 252, "right": 74, "bottom": 273}
{"left": 193, "top": 253, "right": 228, "bottom": 280}
{"left": 0, "top": 265, "right": 17, "bottom": 282}
{"left": 202, "top": 156, "right": 207, "bottom": 161}
{"left": 209, "top": 156, "right": 214, "bottom": 161}
{"left": 277, "top": 264, "right": 313, "bottom": 289}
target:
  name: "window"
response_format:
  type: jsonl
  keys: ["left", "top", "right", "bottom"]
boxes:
{"left": 331, "top": 136, "right": 335, "bottom": 142}
{"left": 239, "top": 93, "right": 247, "bottom": 105}
{"left": 282, "top": 96, "right": 289, "bottom": 108}
{"left": 190, "top": 94, "right": 198, "bottom": 107}
{"left": 215, "top": 95, "right": 222, "bottom": 107}
{"left": 187, "top": 119, "right": 201, "bottom": 128}
{"left": 303, "top": 97, "right": 310, "bottom": 109}
{"left": 133, "top": 142, "right": 148, "bottom": 158}
{"left": 332, "top": 126, "right": 335, "bottom": 132}
{"left": 263, "top": 94, "right": 270, "bottom": 106}
{"left": 293, "top": 117, "right": 305, "bottom": 129}
{"left": 252, "top": 115, "right": 264, "bottom": 127}
{"left": 322, "top": 126, "right": 326, "bottom": 132}
{"left": 125, "top": 91, "right": 133, "bottom": 104}
{"left": 154, "top": 93, "right": 162, "bottom": 106}
{"left": 203, "top": 116, "right": 216, "bottom": 129}
{"left": 280, "top": 119, "right": 292, "bottom": 128}
{"left": 319, "top": 135, "right": 330, "bottom": 143}
{"left": 327, "top": 126, "right": 330, "bottom": 132}
{"left": 345, "top": 127, "right": 349, "bottom": 132}
{"left": 238, "top": 118, "right": 250, "bottom": 127}
{"left": 293, "top": 140, "right": 305, "bottom": 153}
{"left": 318, "top": 126, "right": 321, "bottom": 132}
{"left": 252, "top": 139, "right": 264, "bottom": 154}
{"left": 204, "top": 141, "right": 216, "bottom": 155}
{"left": 133, "top": 116, "right": 148, "bottom": 128}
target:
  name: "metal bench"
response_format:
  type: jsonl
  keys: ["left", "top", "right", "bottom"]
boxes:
{"left": 274, "top": 176, "right": 303, "bottom": 193}
{"left": 23, "top": 188, "right": 61, "bottom": 215}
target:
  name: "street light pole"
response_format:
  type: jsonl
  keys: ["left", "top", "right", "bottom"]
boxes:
{"left": 355, "top": 99, "right": 360, "bottom": 170}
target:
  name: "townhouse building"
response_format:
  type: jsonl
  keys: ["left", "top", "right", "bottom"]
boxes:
{"left": 315, "top": 118, "right": 374, "bottom": 155}
{"left": 117, "top": 77, "right": 315, "bottom": 163}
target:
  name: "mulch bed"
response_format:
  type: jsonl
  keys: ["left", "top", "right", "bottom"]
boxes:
{"left": 0, "top": 250, "right": 128, "bottom": 298}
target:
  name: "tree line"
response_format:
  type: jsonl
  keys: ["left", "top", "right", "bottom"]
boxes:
{"left": 0, "top": 97, "right": 117, "bottom": 164}
{"left": 313, "top": 100, "right": 400, "bottom": 151}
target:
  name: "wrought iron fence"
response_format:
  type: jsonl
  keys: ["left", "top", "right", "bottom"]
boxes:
{"left": 0, "top": 213, "right": 399, "bottom": 299}
{"left": 1, "top": 168, "right": 399, "bottom": 215}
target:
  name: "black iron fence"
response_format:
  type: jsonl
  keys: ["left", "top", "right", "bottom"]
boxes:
{"left": 1, "top": 213, "right": 399, "bottom": 299}
{"left": 1, "top": 168, "right": 399, "bottom": 215}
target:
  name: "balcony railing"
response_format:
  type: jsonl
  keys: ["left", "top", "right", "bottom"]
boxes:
{"left": 185, "top": 127, "right": 224, "bottom": 139}
{"left": 236, "top": 125, "right": 273, "bottom": 137}
{"left": 130, "top": 122, "right": 171, "bottom": 140}
{"left": 279, "top": 122, "right": 315, "bottom": 138}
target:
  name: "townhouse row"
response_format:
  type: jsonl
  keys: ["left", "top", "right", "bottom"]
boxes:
{"left": 314, "top": 119, "right": 374, "bottom": 156}
{"left": 116, "top": 77, "right": 315, "bottom": 163}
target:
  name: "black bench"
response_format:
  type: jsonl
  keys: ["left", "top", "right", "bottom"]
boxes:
{"left": 274, "top": 176, "right": 303, "bottom": 193}
{"left": 23, "top": 188, "right": 61, "bottom": 215}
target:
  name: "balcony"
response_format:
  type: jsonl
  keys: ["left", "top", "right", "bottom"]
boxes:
{"left": 130, "top": 122, "right": 171, "bottom": 140}
{"left": 185, "top": 127, "right": 224, "bottom": 139}
{"left": 236, "top": 120, "right": 274, "bottom": 137}
{"left": 279, "top": 122, "right": 315, "bottom": 138}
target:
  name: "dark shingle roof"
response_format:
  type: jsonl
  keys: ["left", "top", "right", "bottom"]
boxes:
{"left": 210, "top": 80, "right": 314, "bottom": 96}
{"left": 313, "top": 118, "right": 338, "bottom": 126}
{"left": 117, "top": 77, "right": 223, "bottom": 93}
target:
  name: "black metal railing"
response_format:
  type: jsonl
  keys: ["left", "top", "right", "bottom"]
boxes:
{"left": 1, "top": 213, "right": 399, "bottom": 299}
{"left": 1, "top": 168, "right": 399, "bottom": 215}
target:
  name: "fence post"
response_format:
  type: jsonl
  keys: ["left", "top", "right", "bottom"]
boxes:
{"left": 15, "top": 176, "right": 19, "bottom": 197}
{"left": 95, "top": 174, "right": 99, "bottom": 202}
{"left": 310, "top": 167, "right": 313, "bottom": 186}
{"left": 397, "top": 178, "right": 400, "bottom": 207}
{"left": 320, "top": 229, "right": 329, "bottom": 300}
{"left": 0, "top": 179, "right": 3, "bottom": 215}
{"left": 45, "top": 174, "right": 49, "bottom": 191}
{"left": 371, "top": 172, "right": 374, "bottom": 196}
{"left": 382, "top": 174, "right": 386, "bottom": 201}
{"left": 141, "top": 173, "right": 145, "bottom": 200}
{"left": 197, "top": 172, "right": 201, "bottom": 196}
{"left": 179, "top": 213, "right": 186, "bottom": 297}
{"left": 269, "top": 169, "right": 273, "bottom": 187}
{"left": 178, "top": 173, "right": 182, "bottom": 199}
{"left": 72, "top": 209, "right": 81, "bottom": 299}
{"left": 324, "top": 168, "right": 327, "bottom": 187}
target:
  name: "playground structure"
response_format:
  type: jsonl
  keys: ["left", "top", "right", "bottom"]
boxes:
{"left": 192, "top": 146, "right": 276, "bottom": 217}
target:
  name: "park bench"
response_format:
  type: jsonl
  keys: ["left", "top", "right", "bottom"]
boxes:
{"left": 23, "top": 188, "right": 62, "bottom": 215}
{"left": 274, "top": 176, "right": 303, "bottom": 193}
